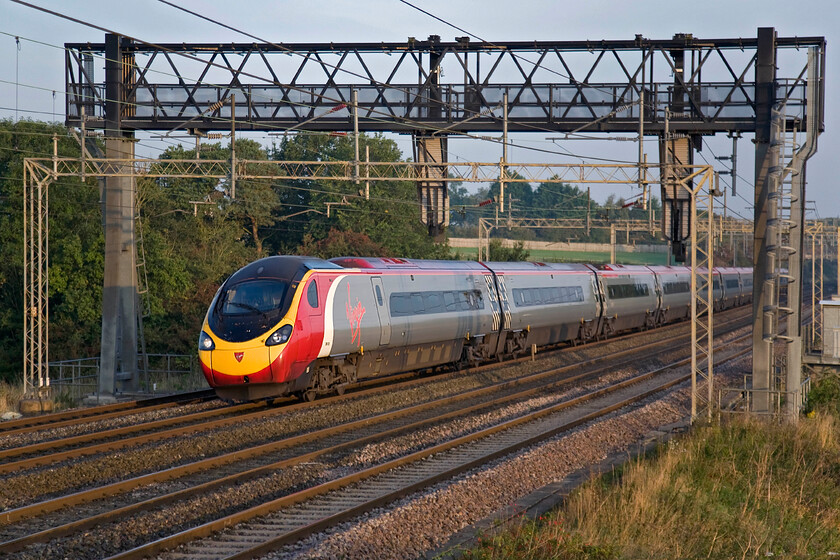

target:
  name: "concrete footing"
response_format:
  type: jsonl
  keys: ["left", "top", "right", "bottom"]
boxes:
{"left": 83, "top": 394, "right": 119, "bottom": 406}
{"left": 18, "top": 398, "right": 54, "bottom": 415}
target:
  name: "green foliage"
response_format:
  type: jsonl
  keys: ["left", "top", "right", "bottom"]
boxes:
{"left": 271, "top": 132, "right": 449, "bottom": 259}
{"left": 805, "top": 373, "right": 840, "bottom": 416}
{"left": 0, "top": 120, "right": 104, "bottom": 380}
{"left": 139, "top": 145, "right": 258, "bottom": 354}
{"left": 52, "top": 390, "right": 75, "bottom": 411}
{"left": 297, "top": 228, "right": 389, "bottom": 259}
{"left": 486, "top": 239, "right": 531, "bottom": 262}
{"left": 464, "top": 521, "right": 617, "bottom": 560}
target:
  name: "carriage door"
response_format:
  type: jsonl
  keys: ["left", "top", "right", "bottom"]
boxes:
{"left": 371, "top": 277, "right": 391, "bottom": 346}
{"left": 495, "top": 275, "right": 511, "bottom": 330}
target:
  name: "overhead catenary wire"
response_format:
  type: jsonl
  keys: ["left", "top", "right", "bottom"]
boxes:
{"left": 695, "top": 141, "right": 752, "bottom": 222}
{"left": 6, "top": 4, "right": 514, "bottom": 147}
{"left": 7, "top": 3, "right": 757, "bottom": 225}
{"left": 152, "top": 0, "right": 638, "bottom": 161}
{"left": 2, "top": 7, "right": 646, "bottom": 166}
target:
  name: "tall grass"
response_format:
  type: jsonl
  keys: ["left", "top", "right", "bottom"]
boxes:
{"left": 465, "top": 414, "right": 840, "bottom": 559}
{"left": 0, "top": 381, "right": 24, "bottom": 414}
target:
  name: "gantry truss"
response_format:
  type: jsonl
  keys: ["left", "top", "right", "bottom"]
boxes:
{"left": 23, "top": 157, "right": 715, "bottom": 420}
{"left": 31, "top": 157, "right": 665, "bottom": 184}
{"left": 65, "top": 34, "right": 823, "bottom": 134}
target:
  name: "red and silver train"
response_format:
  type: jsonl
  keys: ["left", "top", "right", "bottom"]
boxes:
{"left": 198, "top": 256, "right": 752, "bottom": 401}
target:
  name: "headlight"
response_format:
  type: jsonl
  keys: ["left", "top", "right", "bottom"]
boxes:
{"left": 266, "top": 324, "right": 293, "bottom": 346}
{"left": 198, "top": 331, "right": 215, "bottom": 351}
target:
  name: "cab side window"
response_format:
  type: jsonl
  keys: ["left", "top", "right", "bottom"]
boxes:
{"left": 307, "top": 281, "right": 319, "bottom": 308}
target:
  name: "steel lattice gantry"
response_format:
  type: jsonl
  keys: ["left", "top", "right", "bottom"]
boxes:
{"left": 65, "top": 33, "right": 823, "bottom": 133}
{"left": 24, "top": 159, "right": 717, "bottom": 420}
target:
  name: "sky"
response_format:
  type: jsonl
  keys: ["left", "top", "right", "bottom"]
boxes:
{"left": 1, "top": 0, "right": 837, "bottom": 220}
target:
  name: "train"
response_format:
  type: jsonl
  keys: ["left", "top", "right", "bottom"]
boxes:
{"left": 198, "top": 256, "right": 752, "bottom": 402}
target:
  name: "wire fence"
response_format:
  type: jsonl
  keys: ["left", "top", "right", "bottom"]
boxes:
{"left": 48, "top": 354, "right": 206, "bottom": 403}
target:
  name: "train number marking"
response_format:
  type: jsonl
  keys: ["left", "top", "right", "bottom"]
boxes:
{"left": 346, "top": 284, "right": 366, "bottom": 347}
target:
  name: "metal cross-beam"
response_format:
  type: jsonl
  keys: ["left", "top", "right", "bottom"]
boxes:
{"left": 65, "top": 33, "right": 824, "bottom": 134}
{"left": 27, "top": 157, "right": 671, "bottom": 184}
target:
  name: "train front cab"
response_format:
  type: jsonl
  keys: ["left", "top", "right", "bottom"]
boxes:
{"left": 199, "top": 257, "right": 341, "bottom": 401}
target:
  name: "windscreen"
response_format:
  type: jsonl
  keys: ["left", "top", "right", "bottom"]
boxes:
{"left": 209, "top": 279, "right": 290, "bottom": 342}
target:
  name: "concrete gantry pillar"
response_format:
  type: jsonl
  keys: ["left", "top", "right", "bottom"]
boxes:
{"left": 751, "top": 27, "right": 777, "bottom": 414}
{"left": 100, "top": 34, "right": 138, "bottom": 396}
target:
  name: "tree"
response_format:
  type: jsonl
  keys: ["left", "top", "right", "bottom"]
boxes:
{"left": 487, "top": 239, "right": 530, "bottom": 262}
{"left": 297, "top": 228, "right": 389, "bottom": 259}
{"left": 0, "top": 120, "right": 105, "bottom": 380}
{"left": 273, "top": 132, "right": 450, "bottom": 259}
{"left": 140, "top": 144, "right": 259, "bottom": 354}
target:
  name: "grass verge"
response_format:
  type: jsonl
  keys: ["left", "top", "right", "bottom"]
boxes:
{"left": 462, "top": 400, "right": 840, "bottom": 558}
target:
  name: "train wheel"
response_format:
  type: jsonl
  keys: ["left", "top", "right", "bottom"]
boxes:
{"left": 302, "top": 389, "right": 318, "bottom": 402}
{"left": 335, "top": 384, "right": 346, "bottom": 396}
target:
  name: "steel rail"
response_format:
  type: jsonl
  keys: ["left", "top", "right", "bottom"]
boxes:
{"left": 0, "top": 312, "right": 750, "bottom": 531}
{"left": 105, "top": 337, "right": 753, "bottom": 560}
{"left": 0, "top": 310, "right": 746, "bottom": 472}
{"left": 0, "top": 389, "right": 216, "bottom": 436}
{"left": 0, "top": 317, "right": 751, "bottom": 553}
{"left": 0, "top": 338, "right": 702, "bottom": 552}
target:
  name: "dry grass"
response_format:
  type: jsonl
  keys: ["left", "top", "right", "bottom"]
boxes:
{"left": 0, "top": 381, "right": 25, "bottom": 414}
{"left": 567, "top": 415, "right": 840, "bottom": 558}
{"left": 465, "top": 414, "right": 840, "bottom": 559}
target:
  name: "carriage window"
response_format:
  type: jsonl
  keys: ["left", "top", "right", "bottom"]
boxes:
{"left": 307, "top": 281, "right": 319, "bottom": 308}
{"left": 390, "top": 289, "right": 484, "bottom": 317}
{"left": 607, "top": 283, "right": 650, "bottom": 299}
{"left": 374, "top": 285, "right": 384, "bottom": 306}
{"left": 663, "top": 281, "right": 690, "bottom": 295}
{"left": 411, "top": 293, "right": 424, "bottom": 313}
{"left": 390, "top": 294, "right": 412, "bottom": 315}
{"left": 424, "top": 292, "right": 444, "bottom": 313}
{"left": 512, "top": 286, "right": 584, "bottom": 307}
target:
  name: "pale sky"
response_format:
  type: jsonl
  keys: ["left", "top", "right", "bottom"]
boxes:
{"left": 1, "top": 0, "right": 836, "bottom": 219}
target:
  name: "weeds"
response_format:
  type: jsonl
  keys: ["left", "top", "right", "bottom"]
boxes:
{"left": 52, "top": 390, "right": 75, "bottom": 411}
{"left": 463, "top": 385, "right": 840, "bottom": 559}
{"left": 0, "top": 381, "right": 24, "bottom": 414}
{"left": 463, "top": 517, "right": 617, "bottom": 560}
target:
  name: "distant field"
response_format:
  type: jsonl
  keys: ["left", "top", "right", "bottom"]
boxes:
{"left": 451, "top": 246, "right": 669, "bottom": 265}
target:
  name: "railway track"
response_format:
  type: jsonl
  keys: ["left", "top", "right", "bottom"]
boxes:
{"left": 0, "top": 389, "right": 217, "bottom": 437}
{"left": 145, "top": 343, "right": 751, "bottom": 560}
{"left": 1, "top": 306, "right": 747, "bottom": 460}
{"left": 0, "top": 310, "right": 749, "bottom": 480}
{"left": 0, "top": 307, "right": 752, "bottom": 559}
